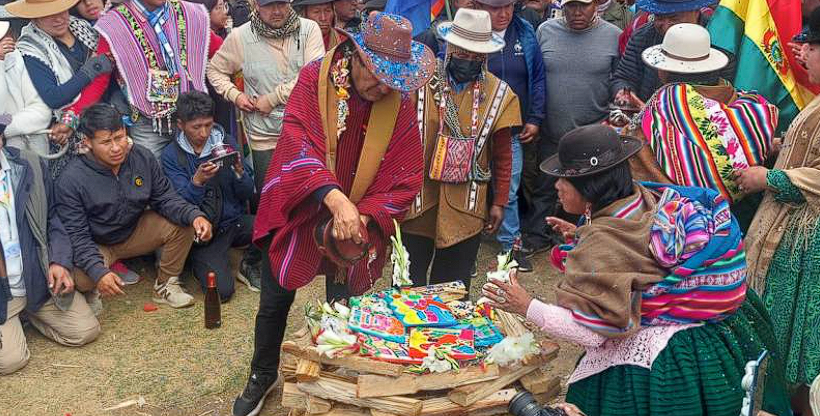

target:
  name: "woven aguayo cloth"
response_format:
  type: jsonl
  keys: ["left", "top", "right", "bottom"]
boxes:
{"left": 566, "top": 290, "right": 791, "bottom": 416}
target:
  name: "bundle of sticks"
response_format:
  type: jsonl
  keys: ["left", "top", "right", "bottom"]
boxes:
{"left": 280, "top": 309, "right": 561, "bottom": 416}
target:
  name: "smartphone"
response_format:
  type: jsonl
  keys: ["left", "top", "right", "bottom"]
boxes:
{"left": 207, "top": 151, "right": 238, "bottom": 168}
{"left": 740, "top": 350, "right": 769, "bottom": 416}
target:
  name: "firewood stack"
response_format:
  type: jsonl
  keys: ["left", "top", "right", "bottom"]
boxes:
{"left": 280, "top": 309, "right": 561, "bottom": 416}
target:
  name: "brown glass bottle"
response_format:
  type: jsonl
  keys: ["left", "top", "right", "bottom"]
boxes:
{"left": 204, "top": 272, "right": 221, "bottom": 329}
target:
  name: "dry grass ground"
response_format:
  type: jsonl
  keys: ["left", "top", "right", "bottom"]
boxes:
{"left": 0, "top": 242, "right": 581, "bottom": 416}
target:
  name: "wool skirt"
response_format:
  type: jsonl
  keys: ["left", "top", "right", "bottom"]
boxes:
{"left": 566, "top": 291, "right": 791, "bottom": 416}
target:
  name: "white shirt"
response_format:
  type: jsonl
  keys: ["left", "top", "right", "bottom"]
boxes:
{"left": 0, "top": 150, "right": 25, "bottom": 296}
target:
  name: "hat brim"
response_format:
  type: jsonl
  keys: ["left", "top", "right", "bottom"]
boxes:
{"left": 641, "top": 44, "right": 728, "bottom": 74}
{"left": 635, "top": 0, "right": 715, "bottom": 14}
{"left": 293, "top": 0, "right": 332, "bottom": 6}
{"left": 5, "top": 0, "right": 79, "bottom": 18}
{"left": 437, "top": 22, "right": 505, "bottom": 54}
{"left": 339, "top": 27, "right": 436, "bottom": 93}
{"left": 0, "top": 21, "right": 9, "bottom": 39}
{"left": 539, "top": 135, "right": 644, "bottom": 178}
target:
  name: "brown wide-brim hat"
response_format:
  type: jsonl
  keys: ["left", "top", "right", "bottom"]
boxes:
{"left": 540, "top": 124, "right": 643, "bottom": 178}
{"left": 6, "top": 0, "right": 80, "bottom": 19}
{"left": 339, "top": 12, "right": 435, "bottom": 93}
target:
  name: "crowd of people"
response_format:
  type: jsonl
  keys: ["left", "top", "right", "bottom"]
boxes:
{"left": 1, "top": 0, "right": 820, "bottom": 415}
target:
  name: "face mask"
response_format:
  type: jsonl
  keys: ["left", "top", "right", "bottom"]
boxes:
{"left": 447, "top": 57, "right": 483, "bottom": 84}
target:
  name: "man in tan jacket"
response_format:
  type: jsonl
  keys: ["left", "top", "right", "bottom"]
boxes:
{"left": 207, "top": 0, "right": 325, "bottom": 202}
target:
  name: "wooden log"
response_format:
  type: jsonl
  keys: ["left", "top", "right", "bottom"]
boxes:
{"left": 289, "top": 409, "right": 307, "bottom": 416}
{"left": 306, "top": 395, "right": 333, "bottom": 414}
{"left": 370, "top": 410, "right": 401, "bottom": 416}
{"left": 447, "top": 360, "right": 543, "bottom": 406}
{"left": 495, "top": 310, "right": 528, "bottom": 338}
{"left": 283, "top": 341, "right": 405, "bottom": 377}
{"left": 297, "top": 377, "right": 424, "bottom": 416}
{"left": 357, "top": 364, "right": 501, "bottom": 398}
{"left": 520, "top": 370, "right": 556, "bottom": 395}
{"left": 420, "top": 388, "right": 518, "bottom": 416}
{"left": 283, "top": 382, "right": 307, "bottom": 409}
{"left": 296, "top": 358, "right": 322, "bottom": 382}
{"left": 532, "top": 378, "right": 562, "bottom": 405}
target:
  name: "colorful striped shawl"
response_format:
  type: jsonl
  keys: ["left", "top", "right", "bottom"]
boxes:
{"left": 641, "top": 83, "right": 776, "bottom": 203}
{"left": 95, "top": 0, "right": 209, "bottom": 118}
{"left": 640, "top": 182, "right": 747, "bottom": 326}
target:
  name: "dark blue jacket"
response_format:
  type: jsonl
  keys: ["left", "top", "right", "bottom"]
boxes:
{"left": 56, "top": 144, "right": 205, "bottom": 282}
{"left": 488, "top": 17, "right": 547, "bottom": 129}
{"left": 160, "top": 127, "right": 254, "bottom": 230}
{"left": 0, "top": 147, "right": 73, "bottom": 324}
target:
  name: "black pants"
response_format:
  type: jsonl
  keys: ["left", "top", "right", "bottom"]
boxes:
{"left": 249, "top": 238, "right": 350, "bottom": 376}
{"left": 521, "top": 135, "right": 565, "bottom": 249}
{"left": 190, "top": 215, "right": 255, "bottom": 300}
{"left": 404, "top": 233, "right": 481, "bottom": 292}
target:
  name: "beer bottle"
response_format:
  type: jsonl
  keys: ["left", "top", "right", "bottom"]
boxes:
{"left": 204, "top": 272, "right": 221, "bottom": 329}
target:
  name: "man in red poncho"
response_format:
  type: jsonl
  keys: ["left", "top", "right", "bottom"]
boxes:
{"left": 230, "top": 13, "right": 435, "bottom": 416}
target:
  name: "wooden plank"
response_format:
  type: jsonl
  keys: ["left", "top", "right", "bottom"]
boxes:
{"left": 532, "top": 378, "right": 562, "bottom": 405}
{"left": 370, "top": 410, "right": 401, "bottom": 416}
{"left": 297, "top": 377, "right": 424, "bottom": 416}
{"left": 420, "top": 388, "right": 518, "bottom": 416}
{"left": 296, "top": 358, "right": 322, "bottom": 382}
{"left": 283, "top": 341, "right": 405, "bottom": 377}
{"left": 289, "top": 409, "right": 307, "bottom": 416}
{"left": 447, "top": 360, "right": 543, "bottom": 406}
{"left": 357, "top": 364, "right": 500, "bottom": 398}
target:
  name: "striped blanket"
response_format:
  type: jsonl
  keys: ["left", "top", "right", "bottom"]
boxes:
{"left": 640, "top": 183, "right": 747, "bottom": 326}
{"left": 641, "top": 83, "right": 776, "bottom": 203}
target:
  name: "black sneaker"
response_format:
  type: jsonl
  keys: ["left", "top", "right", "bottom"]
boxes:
{"left": 232, "top": 372, "right": 277, "bottom": 416}
{"left": 512, "top": 248, "right": 533, "bottom": 273}
{"left": 237, "top": 260, "right": 262, "bottom": 293}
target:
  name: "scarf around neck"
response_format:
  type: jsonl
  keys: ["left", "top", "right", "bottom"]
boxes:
{"left": 251, "top": 9, "right": 300, "bottom": 39}
{"left": 16, "top": 17, "right": 99, "bottom": 86}
{"left": 131, "top": 0, "right": 178, "bottom": 75}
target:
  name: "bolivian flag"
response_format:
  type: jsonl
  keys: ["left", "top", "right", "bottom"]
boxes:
{"left": 708, "top": 0, "right": 819, "bottom": 132}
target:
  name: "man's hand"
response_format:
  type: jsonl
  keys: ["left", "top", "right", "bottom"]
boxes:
{"left": 484, "top": 205, "right": 504, "bottom": 234}
{"left": 232, "top": 157, "right": 245, "bottom": 177}
{"left": 193, "top": 216, "right": 213, "bottom": 242}
{"left": 49, "top": 123, "right": 73, "bottom": 145}
{"left": 255, "top": 94, "right": 274, "bottom": 114}
{"left": 323, "top": 189, "right": 363, "bottom": 244}
{"left": 789, "top": 42, "right": 807, "bottom": 68}
{"left": 519, "top": 123, "right": 540, "bottom": 144}
{"left": 0, "top": 37, "right": 14, "bottom": 61}
{"left": 614, "top": 88, "right": 645, "bottom": 108}
{"left": 47, "top": 264, "right": 74, "bottom": 295}
{"left": 192, "top": 161, "right": 219, "bottom": 186}
{"left": 734, "top": 166, "right": 770, "bottom": 194}
{"left": 235, "top": 93, "right": 257, "bottom": 113}
{"left": 97, "top": 272, "right": 125, "bottom": 297}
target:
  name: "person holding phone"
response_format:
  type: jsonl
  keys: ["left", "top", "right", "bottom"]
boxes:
{"left": 161, "top": 92, "right": 258, "bottom": 298}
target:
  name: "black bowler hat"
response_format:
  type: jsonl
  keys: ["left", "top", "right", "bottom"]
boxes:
{"left": 803, "top": 7, "right": 820, "bottom": 45}
{"left": 293, "top": 0, "right": 334, "bottom": 6}
{"left": 540, "top": 125, "right": 643, "bottom": 178}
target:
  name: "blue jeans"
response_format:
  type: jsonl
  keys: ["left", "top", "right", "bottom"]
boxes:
{"left": 497, "top": 136, "right": 523, "bottom": 252}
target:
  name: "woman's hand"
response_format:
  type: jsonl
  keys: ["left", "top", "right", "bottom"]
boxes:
{"left": 554, "top": 403, "right": 586, "bottom": 416}
{"left": 481, "top": 270, "right": 533, "bottom": 317}
{"left": 546, "top": 216, "right": 576, "bottom": 240}
{"left": 734, "top": 166, "right": 770, "bottom": 194}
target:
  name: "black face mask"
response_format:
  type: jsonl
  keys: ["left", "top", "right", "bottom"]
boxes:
{"left": 447, "top": 57, "right": 483, "bottom": 84}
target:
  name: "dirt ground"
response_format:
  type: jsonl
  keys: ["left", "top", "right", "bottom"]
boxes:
{"left": 0, "top": 241, "right": 581, "bottom": 416}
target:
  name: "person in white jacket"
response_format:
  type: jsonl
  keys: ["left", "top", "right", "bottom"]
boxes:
{"left": 0, "top": 21, "right": 52, "bottom": 156}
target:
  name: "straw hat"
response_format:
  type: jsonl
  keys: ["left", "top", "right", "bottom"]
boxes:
{"left": 5, "top": 0, "right": 80, "bottom": 19}
{"left": 437, "top": 8, "right": 505, "bottom": 55}
{"left": 642, "top": 23, "right": 728, "bottom": 74}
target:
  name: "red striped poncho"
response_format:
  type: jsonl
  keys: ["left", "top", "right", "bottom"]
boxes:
{"left": 253, "top": 58, "right": 424, "bottom": 295}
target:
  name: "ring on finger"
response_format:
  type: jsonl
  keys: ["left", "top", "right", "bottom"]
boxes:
{"left": 498, "top": 289, "right": 506, "bottom": 296}
{"left": 498, "top": 297, "right": 507, "bottom": 304}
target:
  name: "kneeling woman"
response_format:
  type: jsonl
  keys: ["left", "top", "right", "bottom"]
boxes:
{"left": 483, "top": 124, "right": 791, "bottom": 416}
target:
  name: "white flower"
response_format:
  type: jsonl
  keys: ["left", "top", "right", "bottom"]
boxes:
{"left": 485, "top": 332, "right": 540, "bottom": 367}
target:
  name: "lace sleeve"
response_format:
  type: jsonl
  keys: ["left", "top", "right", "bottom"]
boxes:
{"left": 768, "top": 169, "right": 806, "bottom": 204}
{"left": 526, "top": 299, "right": 607, "bottom": 348}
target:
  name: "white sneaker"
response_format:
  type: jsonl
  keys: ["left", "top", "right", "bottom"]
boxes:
{"left": 85, "top": 289, "right": 103, "bottom": 317}
{"left": 153, "top": 276, "right": 195, "bottom": 308}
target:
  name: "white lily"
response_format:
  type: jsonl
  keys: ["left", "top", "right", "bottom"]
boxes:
{"left": 485, "top": 332, "right": 540, "bottom": 367}
{"left": 390, "top": 219, "right": 413, "bottom": 287}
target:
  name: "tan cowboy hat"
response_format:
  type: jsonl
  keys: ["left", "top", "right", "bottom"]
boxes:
{"left": 6, "top": 0, "right": 80, "bottom": 19}
{"left": 438, "top": 8, "right": 505, "bottom": 55}
{"left": 0, "top": 21, "right": 9, "bottom": 39}
{"left": 642, "top": 23, "right": 728, "bottom": 74}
